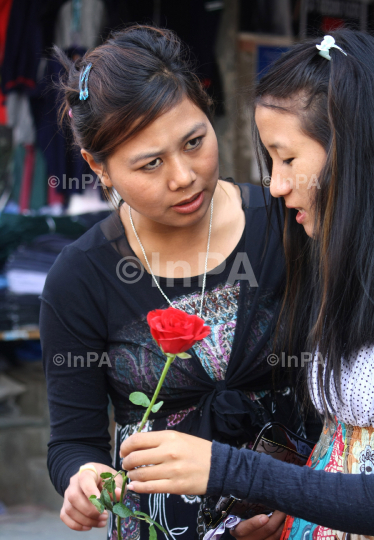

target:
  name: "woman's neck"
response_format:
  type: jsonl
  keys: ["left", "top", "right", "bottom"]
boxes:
{"left": 120, "top": 180, "right": 245, "bottom": 278}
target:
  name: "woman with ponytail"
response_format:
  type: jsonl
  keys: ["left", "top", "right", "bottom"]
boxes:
{"left": 41, "top": 24, "right": 307, "bottom": 540}
{"left": 120, "top": 29, "right": 374, "bottom": 539}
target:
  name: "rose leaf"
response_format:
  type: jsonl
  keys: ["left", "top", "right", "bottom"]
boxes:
{"left": 113, "top": 503, "right": 134, "bottom": 518}
{"left": 149, "top": 525, "right": 157, "bottom": 540}
{"left": 151, "top": 401, "right": 164, "bottom": 413}
{"left": 100, "top": 472, "right": 113, "bottom": 479}
{"left": 100, "top": 488, "right": 113, "bottom": 511}
{"left": 129, "top": 392, "right": 151, "bottom": 408}
{"left": 89, "top": 496, "right": 105, "bottom": 514}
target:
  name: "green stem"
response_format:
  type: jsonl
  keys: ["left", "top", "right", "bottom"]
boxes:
{"left": 120, "top": 472, "right": 127, "bottom": 502}
{"left": 117, "top": 515, "right": 122, "bottom": 540}
{"left": 116, "top": 472, "right": 128, "bottom": 540}
{"left": 137, "top": 355, "right": 175, "bottom": 433}
{"left": 117, "top": 354, "right": 175, "bottom": 539}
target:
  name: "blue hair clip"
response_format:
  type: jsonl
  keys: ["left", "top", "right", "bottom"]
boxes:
{"left": 79, "top": 63, "right": 92, "bottom": 101}
{"left": 316, "top": 35, "right": 347, "bottom": 61}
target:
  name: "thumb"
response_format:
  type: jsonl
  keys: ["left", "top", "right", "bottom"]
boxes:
{"left": 115, "top": 487, "right": 123, "bottom": 502}
{"left": 230, "top": 514, "right": 269, "bottom": 537}
{"left": 79, "top": 469, "right": 101, "bottom": 499}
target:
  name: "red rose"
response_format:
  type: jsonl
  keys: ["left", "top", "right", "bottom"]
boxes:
{"left": 147, "top": 307, "right": 211, "bottom": 355}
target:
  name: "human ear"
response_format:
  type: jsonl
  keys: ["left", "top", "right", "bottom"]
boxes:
{"left": 80, "top": 149, "right": 113, "bottom": 188}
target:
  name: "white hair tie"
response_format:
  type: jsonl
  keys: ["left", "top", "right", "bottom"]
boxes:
{"left": 316, "top": 35, "right": 347, "bottom": 61}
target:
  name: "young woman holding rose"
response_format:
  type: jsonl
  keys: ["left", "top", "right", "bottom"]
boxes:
{"left": 119, "top": 29, "right": 374, "bottom": 538}
{"left": 40, "top": 25, "right": 309, "bottom": 540}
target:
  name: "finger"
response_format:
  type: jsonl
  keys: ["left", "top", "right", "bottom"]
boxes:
{"left": 266, "top": 511, "right": 287, "bottom": 530}
{"left": 231, "top": 511, "right": 286, "bottom": 540}
{"left": 115, "top": 486, "right": 124, "bottom": 502}
{"left": 127, "top": 463, "right": 168, "bottom": 484}
{"left": 122, "top": 448, "right": 163, "bottom": 471}
{"left": 64, "top": 500, "right": 108, "bottom": 529}
{"left": 70, "top": 475, "right": 105, "bottom": 518}
{"left": 127, "top": 479, "right": 175, "bottom": 495}
{"left": 271, "top": 522, "right": 286, "bottom": 540}
{"left": 258, "top": 522, "right": 285, "bottom": 540}
{"left": 120, "top": 432, "right": 165, "bottom": 458}
{"left": 60, "top": 506, "right": 94, "bottom": 532}
{"left": 230, "top": 514, "right": 270, "bottom": 537}
{"left": 79, "top": 469, "right": 101, "bottom": 500}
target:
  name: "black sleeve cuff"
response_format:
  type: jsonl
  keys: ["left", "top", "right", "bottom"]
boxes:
{"left": 206, "top": 440, "right": 233, "bottom": 497}
{"left": 206, "top": 441, "right": 258, "bottom": 499}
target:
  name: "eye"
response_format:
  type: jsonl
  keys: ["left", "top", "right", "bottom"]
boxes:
{"left": 185, "top": 136, "right": 203, "bottom": 151}
{"left": 142, "top": 157, "right": 162, "bottom": 171}
{"left": 283, "top": 158, "right": 294, "bottom": 165}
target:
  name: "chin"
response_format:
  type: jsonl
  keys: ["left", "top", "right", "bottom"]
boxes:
{"left": 303, "top": 224, "right": 315, "bottom": 238}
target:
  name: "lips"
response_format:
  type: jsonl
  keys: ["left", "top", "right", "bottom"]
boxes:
{"left": 173, "top": 192, "right": 202, "bottom": 207}
{"left": 172, "top": 191, "right": 205, "bottom": 214}
{"left": 286, "top": 205, "right": 304, "bottom": 212}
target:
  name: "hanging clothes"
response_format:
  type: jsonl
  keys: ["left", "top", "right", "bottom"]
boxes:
{"left": 0, "top": 0, "right": 13, "bottom": 124}
{"left": 30, "top": 48, "right": 92, "bottom": 202}
{"left": 6, "top": 92, "right": 35, "bottom": 146}
{"left": 18, "top": 145, "right": 35, "bottom": 213}
{"left": 103, "top": 0, "right": 225, "bottom": 114}
{"left": 1, "top": 0, "right": 43, "bottom": 94}
{"left": 54, "top": 0, "right": 108, "bottom": 50}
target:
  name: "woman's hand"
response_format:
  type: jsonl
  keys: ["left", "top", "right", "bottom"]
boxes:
{"left": 120, "top": 431, "right": 212, "bottom": 495}
{"left": 230, "top": 512, "right": 286, "bottom": 540}
{"left": 61, "top": 462, "right": 123, "bottom": 531}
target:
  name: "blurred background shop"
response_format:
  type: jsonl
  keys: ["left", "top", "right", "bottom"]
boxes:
{"left": 0, "top": 0, "right": 373, "bottom": 537}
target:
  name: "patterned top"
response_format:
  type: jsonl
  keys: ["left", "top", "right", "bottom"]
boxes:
{"left": 175, "top": 282, "right": 240, "bottom": 381}
{"left": 309, "top": 345, "right": 374, "bottom": 427}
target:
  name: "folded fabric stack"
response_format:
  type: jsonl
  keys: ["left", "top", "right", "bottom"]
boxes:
{"left": 0, "top": 210, "right": 111, "bottom": 331}
{"left": 3, "top": 234, "right": 74, "bottom": 329}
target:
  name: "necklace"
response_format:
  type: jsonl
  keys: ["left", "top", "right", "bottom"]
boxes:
{"left": 128, "top": 199, "right": 213, "bottom": 319}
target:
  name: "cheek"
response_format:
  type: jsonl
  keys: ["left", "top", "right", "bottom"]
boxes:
{"left": 108, "top": 174, "right": 155, "bottom": 206}
{"left": 199, "top": 140, "right": 219, "bottom": 176}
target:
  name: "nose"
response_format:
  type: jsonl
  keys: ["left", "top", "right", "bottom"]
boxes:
{"left": 269, "top": 168, "right": 292, "bottom": 199}
{"left": 168, "top": 155, "right": 197, "bottom": 191}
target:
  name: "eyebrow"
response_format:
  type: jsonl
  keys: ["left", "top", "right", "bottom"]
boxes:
{"left": 128, "top": 122, "right": 207, "bottom": 165}
{"left": 268, "top": 142, "right": 286, "bottom": 149}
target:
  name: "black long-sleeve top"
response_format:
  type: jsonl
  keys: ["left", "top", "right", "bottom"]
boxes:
{"left": 40, "top": 181, "right": 297, "bottom": 499}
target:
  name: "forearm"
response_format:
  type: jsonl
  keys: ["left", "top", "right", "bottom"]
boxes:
{"left": 207, "top": 441, "right": 374, "bottom": 535}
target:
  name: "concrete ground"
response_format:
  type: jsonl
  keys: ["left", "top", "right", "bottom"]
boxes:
{"left": 0, "top": 505, "right": 107, "bottom": 540}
